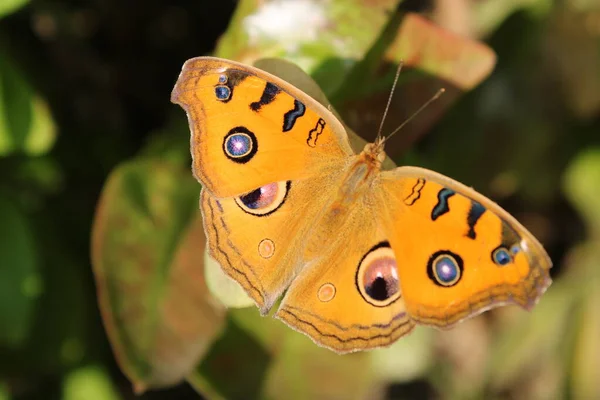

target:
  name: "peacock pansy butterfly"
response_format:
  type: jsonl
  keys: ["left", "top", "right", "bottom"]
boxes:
{"left": 171, "top": 57, "right": 552, "bottom": 353}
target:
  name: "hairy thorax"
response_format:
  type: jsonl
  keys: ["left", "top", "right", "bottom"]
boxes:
{"left": 302, "top": 142, "right": 385, "bottom": 261}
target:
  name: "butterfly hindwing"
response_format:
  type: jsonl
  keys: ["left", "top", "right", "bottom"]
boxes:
{"left": 201, "top": 162, "right": 350, "bottom": 313}
{"left": 276, "top": 190, "right": 415, "bottom": 353}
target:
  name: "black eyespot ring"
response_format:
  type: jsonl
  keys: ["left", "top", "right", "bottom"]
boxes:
{"left": 355, "top": 241, "right": 401, "bottom": 307}
{"left": 427, "top": 250, "right": 463, "bottom": 287}
{"left": 223, "top": 127, "right": 258, "bottom": 164}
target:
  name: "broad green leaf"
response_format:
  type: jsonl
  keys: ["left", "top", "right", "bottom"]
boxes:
{"left": 487, "top": 272, "right": 579, "bottom": 391}
{"left": 191, "top": 305, "right": 431, "bottom": 400}
{"left": 482, "top": 145, "right": 600, "bottom": 395}
{"left": 571, "top": 275, "right": 600, "bottom": 399}
{"left": 544, "top": 8, "right": 600, "bottom": 118}
{"left": 370, "top": 326, "right": 433, "bottom": 383}
{"left": 563, "top": 148, "right": 600, "bottom": 236}
{"left": 204, "top": 250, "right": 254, "bottom": 308}
{"left": 91, "top": 159, "right": 225, "bottom": 389}
{"left": 190, "top": 313, "right": 272, "bottom": 400}
{"left": 0, "top": 212, "right": 95, "bottom": 374}
{"left": 190, "top": 307, "right": 379, "bottom": 400}
{"left": 215, "top": 0, "right": 400, "bottom": 93}
{"left": 0, "top": 0, "right": 29, "bottom": 19}
{"left": 563, "top": 149, "right": 600, "bottom": 398}
{"left": 0, "top": 55, "right": 56, "bottom": 156}
{"left": 0, "top": 384, "right": 9, "bottom": 400}
{"left": 473, "top": 0, "right": 553, "bottom": 37}
{"left": 62, "top": 365, "right": 121, "bottom": 400}
{"left": 263, "top": 330, "right": 373, "bottom": 400}
{"left": 0, "top": 193, "right": 41, "bottom": 347}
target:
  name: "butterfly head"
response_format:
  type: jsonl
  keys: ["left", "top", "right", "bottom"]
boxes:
{"left": 362, "top": 137, "right": 386, "bottom": 169}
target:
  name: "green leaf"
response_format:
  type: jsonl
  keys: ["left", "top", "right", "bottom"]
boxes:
{"left": 191, "top": 305, "right": 433, "bottom": 399}
{"left": 369, "top": 326, "right": 434, "bottom": 383}
{"left": 215, "top": 0, "right": 401, "bottom": 93}
{"left": 563, "top": 148, "right": 600, "bottom": 236}
{"left": 0, "top": 382, "right": 10, "bottom": 400}
{"left": 330, "top": 12, "right": 497, "bottom": 159}
{"left": 563, "top": 238, "right": 600, "bottom": 399}
{"left": 190, "top": 313, "right": 272, "bottom": 400}
{"left": 204, "top": 250, "right": 254, "bottom": 309}
{"left": 473, "top": 0, "right": 553, "bottom": 37}
{"left": 0, "top": 0, "right": 29, "bottom": 19}
{"left": 0, "top": 193, "right": 41, "bottom": 347}
{"left": 0, "top": 55, "right": 56, "bottom": 156}
{"left": 486, "top": 273, "right": 578, "bottom": 391}
{"left": 62, "top": 365, "right": 121, "bottom": 400}
{"left": 571, "top": 280, "right": 600, "bottom": 399}
{"left": 91, "top": 159, "right": 226, "bottom": 389}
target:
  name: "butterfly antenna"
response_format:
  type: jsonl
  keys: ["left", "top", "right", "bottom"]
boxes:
{"left": 376, "top": 61, "right": 404, "bottom": 142}
{"left": 380, "top": 88, "right": 446, "bottom": 146}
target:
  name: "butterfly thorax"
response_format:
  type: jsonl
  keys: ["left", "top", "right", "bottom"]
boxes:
{"left": 333, "top": 142, "right": 385, "bottom": 208}
{"left": 302, "top": 144, "right": 383, "bottom": 261}
{"left": 361, "top": 141, "right": 386, "bottom": 168}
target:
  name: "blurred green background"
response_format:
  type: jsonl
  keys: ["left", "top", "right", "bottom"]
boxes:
{"left": 1, "top": 0, "right": 599, "bottom": 399}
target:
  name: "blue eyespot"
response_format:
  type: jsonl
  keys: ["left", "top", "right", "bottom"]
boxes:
{"left": 222, "top": 127, "right": 258, "bottom": 164}
{"left": 427, "top": 250, "right": 463, "bottom": 287}
{"left": 215, "top": 85, "right": 230, "bottom": 100}
{"left": 225, "top": 133, "right": 251, "bottom": 158}
{"left": 510, "top": 245, "right": 520, "bottom": 255}
{"left": 434, "top": 256, "right": 459, "bottom": 285}
{"left": 493, "top": 247, "right": 512, "bottom": 266}
{"left": 218, "top": 74, "right": 227, "bottom": 84}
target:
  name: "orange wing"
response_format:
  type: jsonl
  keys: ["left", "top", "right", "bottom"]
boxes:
{"left": 377, "top": 167, "right": 552, "bottom": 328}
{"left": 171, "top": 57, "right": 353, "bottom": 198}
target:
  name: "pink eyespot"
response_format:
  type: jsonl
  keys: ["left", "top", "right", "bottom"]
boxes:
{"left": 356, "top": 242, "right": 401, "bottom": 307}
{"left": 235, "top": 181, "right": 290, "bottom": 216}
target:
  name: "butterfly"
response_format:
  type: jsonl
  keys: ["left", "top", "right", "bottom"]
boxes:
{"left": 171, "top": 57, "right": 552, "bottom": 353}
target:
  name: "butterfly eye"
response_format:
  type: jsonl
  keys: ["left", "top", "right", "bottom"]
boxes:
{"left": 235, "top": 181, "right": 290, "bottom": 216}
{"left": 223, "top": 127, "right": 257, "bottom": 163}
{"left": 492, "top": 247, "right": 513, "bottom": 266}
{"left": 356, "top": 243, "right": 401, "bottom": 307}
{"left": 428, "top": 250, "right": 463, "bottom": 287}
